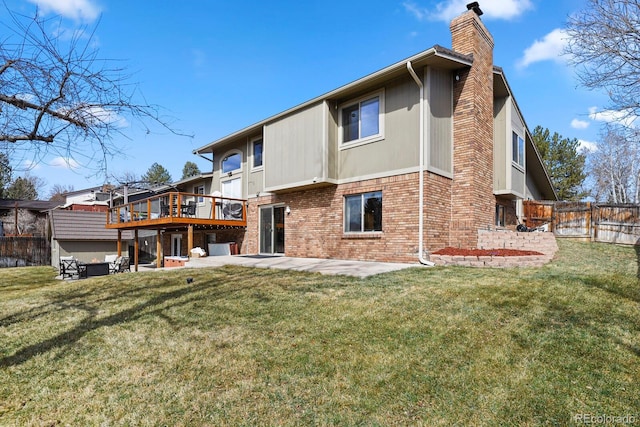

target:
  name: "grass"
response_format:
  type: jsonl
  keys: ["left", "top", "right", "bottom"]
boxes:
{"left": 0, "top": 239, "right": 639, "bottom": 426}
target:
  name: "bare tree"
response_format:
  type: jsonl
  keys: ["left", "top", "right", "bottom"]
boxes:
{"left": 0, "top": 7, "right": 187, "bottom": 175}
{"left": 565, "top": 0, "right": 640, "bottom": 119}
{"left": 47, "top": 183, "right": 75, "bottom": 202}
{"left": 589, "top": 125, "right": 640, "bottom": 202}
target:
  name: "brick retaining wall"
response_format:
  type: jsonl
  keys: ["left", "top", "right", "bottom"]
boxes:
{"left": 429, "top": 230, "right": 558, "bottom": 268}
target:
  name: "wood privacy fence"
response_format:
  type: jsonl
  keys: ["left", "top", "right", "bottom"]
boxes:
{"left": 0, "top": 237, "right": 50, "bottom": 267}
{"left": 524, "top": 201, "right": 640, "bottom": 245}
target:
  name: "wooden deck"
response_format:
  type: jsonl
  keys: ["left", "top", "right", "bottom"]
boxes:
{"left": 105, "top": 192, "right": 247, "bottom": 230}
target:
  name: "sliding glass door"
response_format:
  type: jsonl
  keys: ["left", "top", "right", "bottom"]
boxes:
{"left": 259, "top": 205, "right": 285, "bottom": 255}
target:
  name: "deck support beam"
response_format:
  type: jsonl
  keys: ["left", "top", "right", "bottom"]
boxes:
{"left": 117, "top": 230, "right": 122, "bottom": 256}
{"left": 187, "top": 225, "right": 194, "bottom": 256}
{"left": 156, "top": 229, "right": 162, "bottom": 269}
{"left": 134, "top": 229, "right": 139, "bottom": 272}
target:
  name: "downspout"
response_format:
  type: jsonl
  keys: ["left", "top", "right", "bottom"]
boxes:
{"left": 407, "top": 61, "right": 435, "bottom": 266}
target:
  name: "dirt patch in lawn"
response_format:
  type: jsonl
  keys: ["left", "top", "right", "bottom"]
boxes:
{"left": 433, "top": 247, "right": 544, "bottom": 256}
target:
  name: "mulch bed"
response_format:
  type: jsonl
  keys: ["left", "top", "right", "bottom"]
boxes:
{"left": 432, "top": 247, "right": 544, "bottom": 256}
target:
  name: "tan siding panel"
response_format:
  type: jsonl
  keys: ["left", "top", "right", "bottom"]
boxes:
{"left": 339, "top": 77, "right": 419, "bottom": 179}
{"left": 493, "top": 97, "right": 507, "bottom": 191}
{"left": 264, "top": 102, "right": 326, "bottom": 188}
{"left": 427, "top": 67, "right": 453, "bottom": 175}
{"left": 512, "top": 166, "right": 525, "bottom": 196}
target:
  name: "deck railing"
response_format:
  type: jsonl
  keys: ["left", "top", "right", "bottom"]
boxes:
{"left": 106, "top": 192, "right": 247, "bottom": 227}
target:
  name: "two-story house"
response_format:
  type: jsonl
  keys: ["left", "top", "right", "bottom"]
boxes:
{"left": 107, "top": 5, "right": 555, "bottom": 267}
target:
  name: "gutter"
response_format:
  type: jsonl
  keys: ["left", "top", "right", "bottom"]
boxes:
{"left": 406, "top": 61, "right": 435, "bottom": 266}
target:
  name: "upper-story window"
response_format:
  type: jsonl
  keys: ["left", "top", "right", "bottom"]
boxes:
{"left": 339, "top": 90, "right": 384, "bottom": 146}
{"left": 252, "top": 138, "right": 263, "bottom": 169}
{"left": 512, "top": 131, "right": 524, "bottom": 168}
{"left": 222, "top": 152, "right": 242, "bottom": 174}
{"left": 194, "top": 184, "right": 205, "bottom": 203}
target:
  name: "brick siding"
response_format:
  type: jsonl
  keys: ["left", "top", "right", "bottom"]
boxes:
{"left": 450, "top": 11, "right": 496, "bottom": 248}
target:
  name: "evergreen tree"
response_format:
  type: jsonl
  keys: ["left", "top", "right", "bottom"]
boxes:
{"left": 5, "top": 176, "right": 38, "bottom": 200}
{"left": 141, "top": 162, "right": 172, "bottom": 185}
{"left": 532, "top": 126, "right": 587, "bottom": 201}
{"left": 181, "top": 161, "right": 201, "bottom": 179}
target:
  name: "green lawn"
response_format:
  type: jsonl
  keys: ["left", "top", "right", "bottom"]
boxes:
{"left": 1, "top": 240, "right": 639, "bottom": 426}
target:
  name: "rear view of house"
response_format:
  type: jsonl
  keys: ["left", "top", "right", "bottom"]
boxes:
{"left": 108, "top": 4, "right": 555, "bottom": 266}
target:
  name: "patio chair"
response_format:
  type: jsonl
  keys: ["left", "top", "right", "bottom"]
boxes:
{"left": 105, "top": 254, "right": 120, "bottom": 274}
{"left": 60, "top": 256, "right": 83, "bottom": 279}
{"left": 160, "top": 202, "right": 170, "bottom": 217}
{"left": 181, "top": 201, "right": 197, "bottom": 217}
{"left": 117, "top": 256, "right": 131, "bottom": 273}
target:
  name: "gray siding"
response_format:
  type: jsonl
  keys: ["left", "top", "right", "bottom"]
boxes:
{"left": 248, "top": 169, "right": 264, "bottom": 196}
{"left": 525, "top": 178, "right": 543, "bottom": 200}
{"left": 512, "top": 166, "right": 525, "bottom": 196}
{"left": 51, "top": 210, "right": 132, "bottom": 241}
{"left": 493, "top": 96, "right": 526, "bottom": 198}
{"left": 427, "top": 67, "right": 453, "bottom": 176}
{"left": 338, "top": 77, "right": 419, "bottom": 181}
{"left": 54, "top": 240, "right": 127, "bottom": 266}
{"left": 264, "top": 102, "right": 327, "bottom": 190}
{"left": 493, "top": 97, "right": 508, "bottom": 191}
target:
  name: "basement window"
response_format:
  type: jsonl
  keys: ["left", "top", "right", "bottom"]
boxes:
{"left": 344, "top": 191, "right": 382, "bottom": 233}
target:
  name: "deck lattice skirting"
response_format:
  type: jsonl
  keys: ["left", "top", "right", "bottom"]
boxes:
{"left": 429, "top": 230, "right": 559, "bottom": 268}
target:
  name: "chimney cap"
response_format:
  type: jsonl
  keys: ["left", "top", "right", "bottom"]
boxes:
{"left": 466, "top": 2, "right": 483, "bottom": 16}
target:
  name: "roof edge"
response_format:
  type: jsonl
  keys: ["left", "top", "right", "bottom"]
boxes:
{"left": 195, "top": 45, "right": 474, "bottom": 154}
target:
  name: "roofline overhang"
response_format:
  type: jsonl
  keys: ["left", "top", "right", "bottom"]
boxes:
{"left": 194, "top": 45, "right": 473, "bottom": 154}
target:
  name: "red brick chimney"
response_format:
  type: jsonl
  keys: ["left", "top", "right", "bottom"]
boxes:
{"left": 449, "top": 7, "right": 496, "bottom": 247}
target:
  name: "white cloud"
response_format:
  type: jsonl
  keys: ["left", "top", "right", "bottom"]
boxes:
{"left": 517, "top": 28, "right": 568, "bottom": 68}
{"left": 50, "top": 157, "right": 81, "bottom": 170}
{"left": 404, "top": 0, "right": 534, "bottom": 22}
{"left": 26, "top": 0, "right": 101, "bottom": 21}
{"left": 23, "top": 160, "right": 41, "bottom": 170}
{"left": 571, "top": 118, "right": 589, "bottom": 130}
{"left": 578, "top": 139, "right": 598, "bottom": 153}
{"left": 588, "top": 106, "right": 638, "bottom": 129}
{"left": 63, "top": 105, "right": 129, "bottom": 129}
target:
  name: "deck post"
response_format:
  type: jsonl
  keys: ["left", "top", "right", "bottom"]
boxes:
{"left": 156, "top": 229, "right": 162, "bottom": 269}
{"left": 134, "top": 229, "right": 139, "bottom": 272}
{"left": 187, "top": 225, "right": 194, "bottom": 256}
{"left": 117, "top": 230, "right": 122, "bottom": 256}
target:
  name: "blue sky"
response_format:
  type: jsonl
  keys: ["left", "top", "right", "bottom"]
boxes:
{"left": 1, "top": 0, "right": 612, "bottom": 196}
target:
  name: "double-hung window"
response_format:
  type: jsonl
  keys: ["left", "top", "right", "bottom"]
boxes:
{"left": 339, "top": 90, "right": 384, "bottom": 146}
{"left": 512, "top": 131, "right": 524, "bottom": 168}
{"left": 252, "top": 138, "right": 263, "bottom": 169}
{"left": 194, "top": 184, "right": 205, "bottom": 203}
{"left": 344, "top": 191, "right": 382, "bottom": 233}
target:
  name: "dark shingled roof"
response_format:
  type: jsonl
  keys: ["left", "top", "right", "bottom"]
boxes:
{"left": 50, "top": 210, "right": 133, "bottom": 241}
{"left": 0, "top": 199, "right": 60, "bottom": 211}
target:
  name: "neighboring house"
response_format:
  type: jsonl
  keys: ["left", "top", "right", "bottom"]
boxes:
{"left": 50, "top": 210, "right": 133, "bottom": 266}
{"left": 0, "top": 199, "right": 59, "bottom": 267}
{"left": 62, "top": 185, "right": 113, "bottom": 212}
{"left": 107, "top": 6, "right": 556, "bottom": 265}
{"left": 0, "top": 199, "right": 59, "bottom": 237}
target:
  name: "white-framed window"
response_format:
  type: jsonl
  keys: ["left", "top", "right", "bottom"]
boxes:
{"left": 344, "top": 191, "right": 383, "bottom": 233}
{"left": 221, "top": 151, "right": 242, "bottom": 175}
{"left": 339, "top": 90, "right": 384, "bottom": 146}
{"left": 512, "top": 131, "right": 524, "bottom": 168}
{"left": 194, "top": 184, "right": 205, "bottom": 204}
{"left": 252, "top": 137, "right": 263, "bottom": 170}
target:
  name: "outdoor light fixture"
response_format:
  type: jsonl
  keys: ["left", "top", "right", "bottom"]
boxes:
{"left": 285, "top": 206, "right": 291, "bottom": 215}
